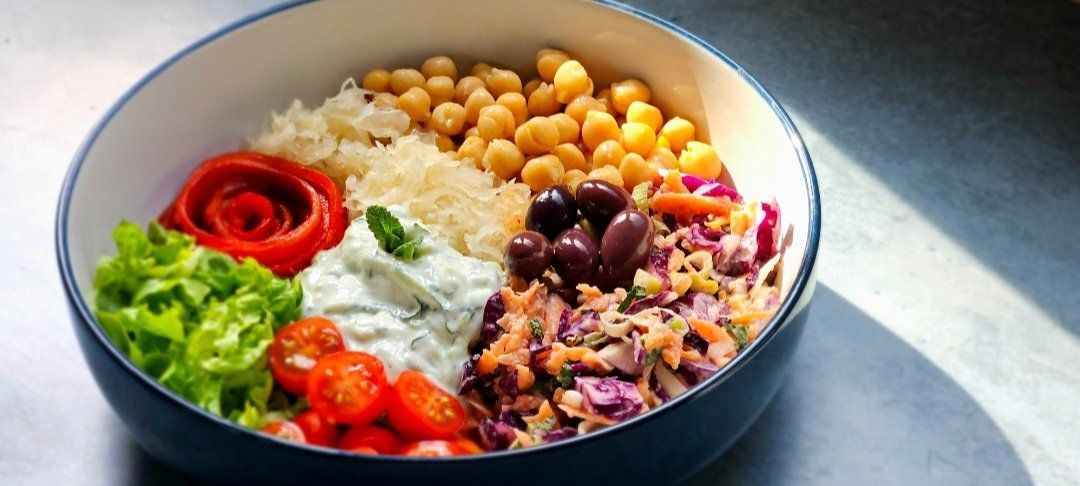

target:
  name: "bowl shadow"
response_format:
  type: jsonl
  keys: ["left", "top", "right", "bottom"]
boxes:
{"left": 687, "top": 284, "right": 1032, "bottom": 485}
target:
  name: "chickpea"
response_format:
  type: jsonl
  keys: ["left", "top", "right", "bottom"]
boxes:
{"left": 372, "top": 92, "right": 398, "bottom": 108}
{"left": 425, "top": 76, "right": 456, "bottom": 106}
{"left": 595, "top": 88, "right": 616, "bottom": 114}
{"left": 563, "top": 169, "right": 588, "bottom": 195}
{"left": 454, "top": 76, "right": 486, "bottom": 105}
{"left": 430, "top": 102, "right": 467, "bottom": 136}
{"left": 464, "top": 87, "right": 496, "bottom": 125}
{"left": 477, "top": 104, "right": 516, "bottom": 142}
{"left": 527, "top": 82, "right": 562, "bottom": 117}
{"left": 398, "top": 86, "right": 431, "bottom": 122}
{"left": 514, "top": 116, "right": 560, "bottom": 155}
{"left": 390, "top": 68, "right": 425, "bottom": 96}
{"left": 626, "top": 101, "right": 663, "bottom": 132}
{"left": 648, "top": 146, "right": 679, "bottom": 170}
{"left": 553, "top": 60, "right": 593, "bottom": 104}
{"left": 471, "top": 62, "right": 494, "bottom": 82}
{"left": 536, "top": 48, "right": 570, "bottom": 83}
{"left": 421, "top": 56, "right": 458, "bottom": 81}
{"left": 619, "top": 153, "right": 658, "bottom": 190}
{"left": 457, "top": 135, "right": 488, "bottom": 168}
{"left": 552, "top": 143, "right": 587, "bottom": 172}
{"left": 362, "top": 69, "right": 391, "bottom": 92}
{"left": 496, "top": 92, "right": 529, "bottom": 126}
{"left": 654, "top": 135, "right": 672, "bottom": 152}
{"left": 564, "top": 95, "right": 607, "bottom": 126}
{"left": 591, "top": 139, "right": 627, "bottom": 169}
{"left": 610, "top": 79, "right": 652, "bottom": 114}
{"left": 521, "top": 155, "right": 566, "bottom": 191}
{"left": 549, "top": 113, "right": 580, "bottom": 144}
{"left": 464, "top": 126, "right": 480, "bottom": 139}
{"left": 588, "top": 165, "right": 624, "bottom": 188}
{"left": 487, "top": 68, "right": 523, "bottom": 98}
{"left": 484, "top": 139, "right": 526, "bottom": 180}
{"left": 580, "top": 110, "right": 621, "bottom": 150}
{"left": 621, "top": 122, "right": 656, "bottom": 156}
{"left": 523, "top": 77, "right": 543, "bottom": 98}
{"left": 659, "top": 117, "right": 695, "bottom": 152}
{"left": 678, "top": 141, "right": 724, "bottom": 179}
{"left": 435, "top": 133, "right": 456, "bottom": 152}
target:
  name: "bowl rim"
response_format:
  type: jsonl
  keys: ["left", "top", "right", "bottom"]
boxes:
{"left": 54, "top": 0, "right": 821, "bottom": 464}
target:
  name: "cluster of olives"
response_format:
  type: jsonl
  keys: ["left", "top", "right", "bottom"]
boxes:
{"left": 506, "top": 180, "right": 654, "bottom": 287}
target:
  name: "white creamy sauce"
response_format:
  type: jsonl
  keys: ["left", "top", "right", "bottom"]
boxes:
{"left": 299, "top": 207, "right": 502, "bottom": 393}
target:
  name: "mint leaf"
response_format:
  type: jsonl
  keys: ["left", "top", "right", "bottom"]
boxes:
{"left": 366, "top": 206, "right": 423, "bottom": 260}
{"left": 527, "top": 416, "right": 557, "bottom": 435}
{"left": 617, "top": 285, "right": 647, "bottom": 313}
{"left": 529, "top": 318, "right": 544, "bottom": 339}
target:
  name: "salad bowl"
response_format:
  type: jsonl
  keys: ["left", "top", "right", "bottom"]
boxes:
{"left": 55, "top": 0, "right": 820, "bottom": 483}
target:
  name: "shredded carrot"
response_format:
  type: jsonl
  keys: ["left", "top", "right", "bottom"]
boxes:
{"left": 688, "top": 318, "right": 726, "bottom": 343}
{"left": 515, "top": 364, "right": 535, "bottom": 390}
{"left": 477, "top": 350, "right": 498, "bottom": 376}
{"left": 661, "top": 169, "right": 688, "bottom": 193}
{"left": 525, "top": 400, "right": 554, "bottom": 424}
{"left": 650, "top": 192, "right": 735, "bottom": 218}
{"left": 581, "top": 350, "right": 613, "bottom": 373}
{"left": 730, "top": 311, "right": 773, "bottom": 325}
{"left": 557, "top": 404, "right": 617, "bottom": 426}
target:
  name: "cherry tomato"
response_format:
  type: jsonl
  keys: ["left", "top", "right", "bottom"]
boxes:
{"left": 260, "top": 421, "right": 306, "bottom": 443}
{"left": 386, "top": 370, "right": 466, "bottom": 440}
{"left": 398, "top": 439, "right": 482, "bottom": 457}
{"left": 339, "top": 425, "right": 402, "bottom": 454}
{"left": 293, "top": 411, "right": 340, "bottom": 447}
{"left": 269, "top": 317, "right": 346, "bottom": 395}
{"left": 307, "top": 351, "right": 388, "bottom": 425}
{"left": 350, "top": 446, "right": 379, "bottom": 455}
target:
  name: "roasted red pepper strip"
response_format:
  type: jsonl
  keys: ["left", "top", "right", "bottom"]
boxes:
{"left": 160, "top": 151, "right": 348, "bottom": 276}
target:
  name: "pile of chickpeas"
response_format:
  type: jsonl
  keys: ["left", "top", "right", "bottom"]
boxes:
{"left": 362, "top": 48, "right": 724, "bottom": 193}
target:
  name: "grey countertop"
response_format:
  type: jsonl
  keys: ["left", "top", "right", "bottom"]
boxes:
{"left": 1, "top": 1, "right": 1077, "bottom": 484}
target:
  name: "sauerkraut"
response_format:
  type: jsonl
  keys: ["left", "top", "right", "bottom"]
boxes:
{"left": 248, "top": 79, "right": 530, "bottom": 264}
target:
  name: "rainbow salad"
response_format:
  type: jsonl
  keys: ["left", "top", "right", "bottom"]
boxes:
{"left": 91, "top": 48, "right": 782, "bottom": 456}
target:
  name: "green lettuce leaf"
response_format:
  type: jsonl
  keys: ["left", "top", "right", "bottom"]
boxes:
{"left": 93, "top": 221, "right": 302, "bottom": 427}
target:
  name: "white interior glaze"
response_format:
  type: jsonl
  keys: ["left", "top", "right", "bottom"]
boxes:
{"left": 64, "top": 0, "right": 811, "bottom": 307}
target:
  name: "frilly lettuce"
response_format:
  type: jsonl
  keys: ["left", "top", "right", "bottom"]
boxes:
{"left": 93, "top": 221, "right": 302, "bottom": 428}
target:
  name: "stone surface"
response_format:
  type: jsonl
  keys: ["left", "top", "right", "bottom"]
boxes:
{"left": 0, "top": 1, "right": 1076, "bottom": 485}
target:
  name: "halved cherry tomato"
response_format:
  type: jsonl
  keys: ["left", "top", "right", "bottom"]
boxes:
{"left": 307, "top": 351, "right": 388, "bottom": 425}
{"left": 350, "top": 446, "right": 379, "bottom": 455}
{"left": 339, "top": 425, "right": 402, "bottom": 454}
{"left": 293, "top": 411, "right": 340, "bottom": 447}
{"left": 398, "top": 439, "right": 482, "bottom": 457}
{"left": 269, "top": 317, "right": 346, "bottom": 395}
{"left": 386, "top": 370, "right": 465, "bottom": 440}
{"left": 260, "top": 421, "right": 306, "bottom": 443}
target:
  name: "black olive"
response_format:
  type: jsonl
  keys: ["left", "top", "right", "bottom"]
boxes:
{"left": 526, "top": 185, "right": 578, "bottom": 241}
{"left": 599, "top": 209, "right": 654, "bottom": 281}
{"left": 576, "top": 180, "right": 633, "bottom": 233}
{"left": 552, "top": 228, "right": 600, "bottom": 285}
{"left": 505, "top": 231, "right": 553, "bottom": 281}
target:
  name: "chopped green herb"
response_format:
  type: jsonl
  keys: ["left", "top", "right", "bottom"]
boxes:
{"left": 644, "top": 347, "right": 662, "bottom": 367}
{"left": 632, "top": 182, "right": 651, "bottom": 213}
{"left": 725, "top": 323, "right": 749, "bottom": 350}
{"left": 365, "top": 205, "right": 423, "bottom": 260}
{"left": 529, "top": 318, "right": 544, "bottom": 339}
{"left": 617, "top": 285, "right": 647, "bottom": 313}
{"left": 667, "top": 317, "right": 688, "bottom": 334}
{"left": 557, "top": 362, "right": 576, "bottom": 389}
{"left": 527, "top": 416, "right": 557, "bottom": 435}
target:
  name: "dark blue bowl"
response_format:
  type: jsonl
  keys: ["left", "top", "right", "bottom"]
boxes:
{"left": 56, "top": 1, "right": 820, "bottom": 483}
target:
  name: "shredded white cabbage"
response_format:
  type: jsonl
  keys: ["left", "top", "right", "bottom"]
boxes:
{"left": 248, "top": 79, "right": 530, "bottom": 264}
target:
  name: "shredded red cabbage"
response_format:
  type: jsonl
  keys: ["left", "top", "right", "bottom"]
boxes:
{"left": 685, "top": 223, "right": 727, "bottom": 252}
{"left": 755, "top": 201, "right": 779, "bottom": 261}
{"left": 574, "top": 376, "right": 644, "bottom": 421}
{"left": 497, "top": 367, "right": 519, "bottom": 399}
{"left": 458, "top": 353, "right": 481, "bottom": 394}
{"left": 481, "top": 292, "right": 504, "bottom": 342}
{"left": 558, "top": 311, "right": 600, "bottom": 343}
{"left": 681, "top": 174, "right": 744, "bottom": 203}
{"left": 677, "top": 359, "right": 719, "bottom": 385}
{"left": 668, "top": 292, "right": 729, "bottom": 323}
{"left": 538, "top": 427, "right": 578, "bottom": 443}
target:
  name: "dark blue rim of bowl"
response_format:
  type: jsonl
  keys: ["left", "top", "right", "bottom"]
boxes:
{"left": 55, "top": 0, "right": 821, "bottom": 463}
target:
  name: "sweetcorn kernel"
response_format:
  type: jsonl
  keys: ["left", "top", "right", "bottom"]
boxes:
{"left": 581, "top": 110, "right": 621, "bottom": 150}
{"left": 591, "top": 140, "right": 627, "bottom": 169}
{"left": 621, "top": 122, "right": 656, "bottom": 156}
{"left": 362, "top": 69, "right": 391, "bottom": 92}
{"left": 521, "top": 155, "right": 566, "bottom": 191}
{"left": 678, "top": 141, "right": 724, "bottom": 180}
{"left": 610, "top": 79, "right": 651, "bottom": 114}
{"left": 514, "top": 116, "right": 560, "bottom": 155}
{"left": 659, "top": 117, "right": 695, "bottom": 152}
{"left": 626, "top": 101, "right": 663, "bottom": 132}
{"left": 552, "top": 143, "right": 587, "bottom": 172}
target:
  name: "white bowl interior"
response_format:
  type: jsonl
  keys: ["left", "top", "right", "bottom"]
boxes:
{"left": 65, "top": 0, "right": 811, "bottom": 309}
